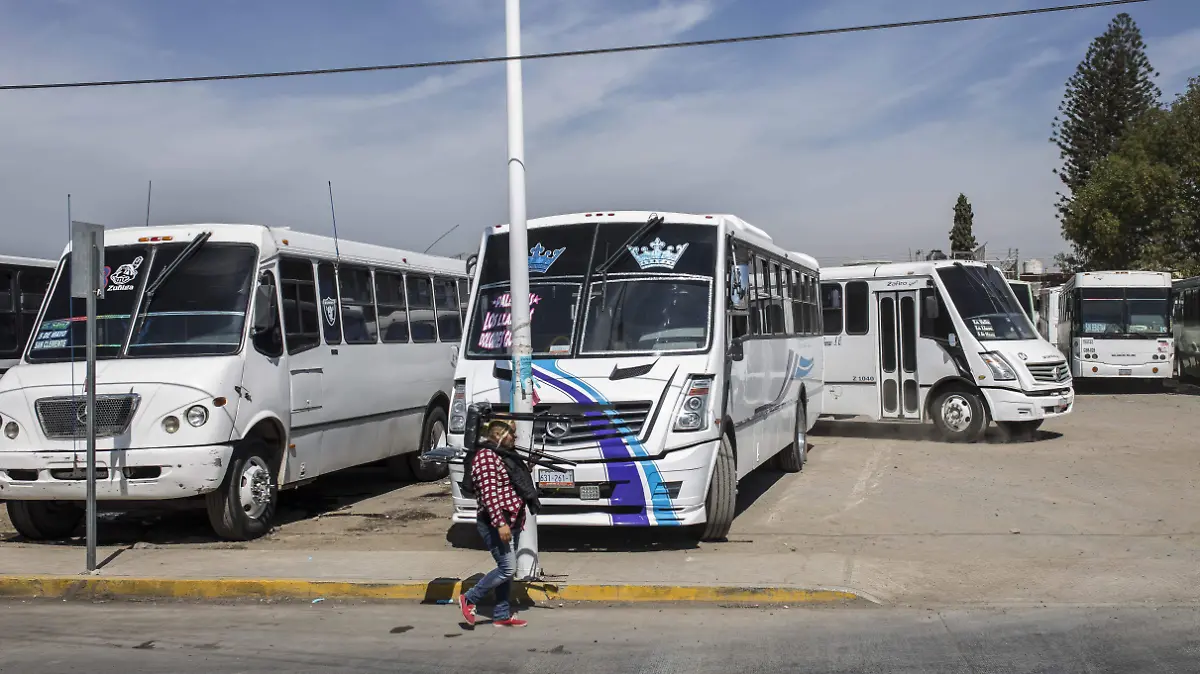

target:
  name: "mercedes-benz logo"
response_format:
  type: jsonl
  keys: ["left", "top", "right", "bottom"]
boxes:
{"left": 545, "top": 420, "right": 570, "bottom": 439}
{"left": 75, "top": 402, "right": 88, "bottom": 425}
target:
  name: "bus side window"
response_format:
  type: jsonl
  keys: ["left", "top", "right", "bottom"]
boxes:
{"left": 821, "top": 282, "right": 843, "bottom": 336}
{"left": 252, "top": 271, "right": 284, "bottom": 358}
{"left": 434, "top": 276, "right": 462, "bottom": 342}
{"left": 749, "top": 257, "right": 765, "bottom": 335}
{"left": 279, "top": 258, "right": 321, "bottom": 354}
{"left": 406, "top": 275, "right": 437, "bottom": 343}
{"left": 338, "top": 265, "right": 378, "bottom": 344}
{"left": 0, "top": 269, "right": 17, "bottom": 355}
{"left": 457, "top": 278, "right": 470, "bottom": 323}
{"left": 316, "top": 262, "right": 342, "bottom": 345}
{"left": 375, "top": 271, "right": 409, "bottom": 343}
{"left": 844, "top": 281, "right": 869, "bottom": 335}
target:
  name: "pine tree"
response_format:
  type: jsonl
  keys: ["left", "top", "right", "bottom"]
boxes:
{"left": 950, "top": 193, "right": 977, "bottom": 255}
{"left": 1051, "top": 12, "right": 1160, "bottom": 222}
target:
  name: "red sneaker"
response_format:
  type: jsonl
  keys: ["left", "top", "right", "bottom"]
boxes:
{"left": 493, "top": 617, "right": 527, "bottom": 628}
{"left": 458, "top": 594, "right": 476, "bottom": 626}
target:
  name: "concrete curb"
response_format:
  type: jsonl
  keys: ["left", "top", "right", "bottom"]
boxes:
{"left": 0, "top": 575, "right": 870, "bottom": 606}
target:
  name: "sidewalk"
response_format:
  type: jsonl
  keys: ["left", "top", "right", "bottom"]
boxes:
{"left": 0, "top": 545, "right": 870, "bottom": 606}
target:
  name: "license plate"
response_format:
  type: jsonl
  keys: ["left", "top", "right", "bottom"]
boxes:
{"left": 538, "top": 469, "right": 574, "bottom": 488}
{"left": 1119, "top": 368, "right": 1132, "bottom": 376}
{"left": 579, "top": 484, "right": 600, "bottom": 501}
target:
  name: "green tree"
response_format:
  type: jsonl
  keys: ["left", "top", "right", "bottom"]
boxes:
{"left": 950, "top": 193, "right": 977, "bottom": 254}
{"left": 1062, "top": 77, "right": 1200, "bottom": 276}
{"left": 1051, "top": 12, "right": 1160, "bottom": 231}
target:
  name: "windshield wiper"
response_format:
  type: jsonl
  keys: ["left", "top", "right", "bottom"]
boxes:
{"left": 595, "top": 213, "right": 664, "bottom": 274}
{"left": 135, "top": 231, "right": 213, "bottom": 328}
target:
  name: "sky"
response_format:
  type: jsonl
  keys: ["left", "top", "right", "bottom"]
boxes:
{"left": 0, "top": 0, "right": 1197, "bottom": 266}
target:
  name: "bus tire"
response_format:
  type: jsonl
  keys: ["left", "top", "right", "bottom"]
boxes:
{"left": 931, "top": 388, "right": 989, "bottom": 443}
{"left": 776, "top": 399, "right": 808, "bottom": 473}
{"left": 997, "top": 419, "right": 1043, "bottom": 442}
{"left": 206, "top": 438, "right": 278, "bottom": 541}
{"left": 6, "top": 500, "right": 83, "bottom": 540}
{"left": 409, "top": 406, "right": 449, "bottom": 482}
{"left": 698, "top": 434, "right": 736, "bottom": 541}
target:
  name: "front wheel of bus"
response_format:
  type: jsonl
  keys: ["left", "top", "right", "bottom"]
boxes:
{"left": 409, "top": 407, "right": 449, "bottom": 482}
{"left": 6, "top": 500, "right": 84, "bottom": 540}
{"left": 698, "top": 435, "right": 736, "bottom": 541}
{"left": 931, "top": 389, "right": 988, "bottom": 443}
{"left": 206, "top": 439, "right": 278, "bottom": 541}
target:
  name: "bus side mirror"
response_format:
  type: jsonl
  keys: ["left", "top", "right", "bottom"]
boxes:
{"left": 924, "top": 294, "right": 940, "bottom": 319}
{"left": 466, "top": 254, "right": 478, "bottom": 277}
{"left": 251, "top": 280, "right": 278, "bottom": 336}
{"left": 727, "top": 338, "right": 745, "bottom": 362}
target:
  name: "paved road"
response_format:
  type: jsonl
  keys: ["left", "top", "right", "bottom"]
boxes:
{"left": 2, "top": 600, "right": 1197, "bottom": 673}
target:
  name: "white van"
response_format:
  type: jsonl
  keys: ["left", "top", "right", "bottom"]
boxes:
{"left": 0, "top": 224, "right": 467, "bottom": 540}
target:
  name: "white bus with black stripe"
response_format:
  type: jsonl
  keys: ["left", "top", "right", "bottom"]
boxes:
{"left": 820, "top": 260, "right": 1073, "bottom": 442}
{"left": 0, "top": 224, "right": 467, "bottom": 540}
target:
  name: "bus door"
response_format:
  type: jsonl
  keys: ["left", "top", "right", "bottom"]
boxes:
{"left": 876, "top": 290, "right": 920, "bottom": 420}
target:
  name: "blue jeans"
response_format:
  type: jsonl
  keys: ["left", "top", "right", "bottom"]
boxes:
{"left": 464, "top": 518, "right": 520, "bottom": 620}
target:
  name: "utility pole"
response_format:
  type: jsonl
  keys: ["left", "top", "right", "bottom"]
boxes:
{"left": 505, "top": 0, "right": 539, "bottom": 580}
{"left": 70, "top": 221, "right": 104, "bottom": 572}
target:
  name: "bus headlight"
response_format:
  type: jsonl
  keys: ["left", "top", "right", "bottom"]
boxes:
{"left": 980, "top": 352, "right": 1017, "bottom": 381}
{"left": 449, "top": 380, "right": 467, "bottom": 433}
{"left": 674, "top": 376, "right": 713, "bottom": 432}
{"left": 186, "top": 405, "right": 209, "bottom": 427}
{"left": 162, "top": 416, "right": 180, "bottom": 434}
{"left": 4, "top": 422, "right": 18, "bottom": 439}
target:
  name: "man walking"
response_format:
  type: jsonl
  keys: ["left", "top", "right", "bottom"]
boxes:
{"left": 459, "top": 420, "right": 528, "bottom": 627}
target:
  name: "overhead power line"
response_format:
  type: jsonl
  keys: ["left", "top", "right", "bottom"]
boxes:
{"left": 0, "top": 0, "right": 1147, "bottom": 92}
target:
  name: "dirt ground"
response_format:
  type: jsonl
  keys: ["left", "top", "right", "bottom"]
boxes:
{"left": 4, "top": 383, "right": 1199, "bottom": 566}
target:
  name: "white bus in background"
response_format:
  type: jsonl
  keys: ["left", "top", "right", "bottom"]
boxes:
{"left": 0, "top": 224, "right": 469, "bottom": 541}
{"left": 445, "top": 211, "right": 823, "bottom": 541}
{"left": 1038, "top": 285, "right": 1063, "bottom": 349}
{"left": 1173, "top": 275, "right": 1200, "bottom": 381}
{"left": 820, "top": 260, "right": 1073, "bottom": 442}
{"left": 1009, "top": 279, "right": 1036, "bottom": 325}
{"left": 1056, "top": 271, "right": 1173, "bottom": 381}
{"left": 0, "top": 255, "right": 57, "bottom": 376}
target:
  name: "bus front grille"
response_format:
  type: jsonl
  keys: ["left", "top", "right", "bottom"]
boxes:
{"left": 1026, "top": 361, "right": 1071, "bottom": 384}
{"left": 35, "top": 394, "right": 141, "bottom": 439}
{"left": 532, "top": 401, "right": 654, "bottom": 446}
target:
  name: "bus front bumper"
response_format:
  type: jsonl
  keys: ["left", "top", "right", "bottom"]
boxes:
{"left": 449, "top": 439, "right": 718, "bottom": 528}
{"left": 0, "top": 444, "right": 234, "bottom": 501}
{"left": 982, "top": 387, "right": 1074, "bottom": 422}
{"left": 1074, "top": 359, "right": 1171, "bottom": 378}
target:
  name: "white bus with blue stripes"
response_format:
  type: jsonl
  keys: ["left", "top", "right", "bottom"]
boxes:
{"left": 445, "top": 211, "right": 823, "bottom": 540}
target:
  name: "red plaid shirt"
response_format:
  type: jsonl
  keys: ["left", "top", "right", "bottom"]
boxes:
{"left": 472, "top": 447, "right": 526, "bottom": 530}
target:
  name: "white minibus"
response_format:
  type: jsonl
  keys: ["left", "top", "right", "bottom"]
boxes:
{"left": 1056, "top": 271, "right": 1173, "bottom": 380}
{"left": 445, "top": 211, "right": 824, "bottom": 540}
{"left": 820, "top": 261, "right": 1073, "bottom": 442}
{"left": 0, "top": 224, "right": 468, "bottom": 540}
{"left": 0, "top": 255, "right": 56, "bottom": 375}
{"left": 1037, "top": 285, "right": 1062, "bottom": 349}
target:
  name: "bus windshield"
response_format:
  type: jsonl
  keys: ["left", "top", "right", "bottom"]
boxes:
{"left": 937, "top": 265, "right": 1037, "bottom": 341}
{"left": 465, "top": 220, "right": 718, "bottom": 358}
{"left": 27, "top": 241, "right": 258, "bottom": 362}
{"left": 1009, "top": 282, "right": 1034, "bottom": 320}
{"left": 1080, "top": 287, "right": 1170, "bottom": 337}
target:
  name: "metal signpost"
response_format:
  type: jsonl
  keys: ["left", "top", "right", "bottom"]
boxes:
{"left": 70, "top": 221, "right": 104, "bottom": 572}
{"left": 505, "top": 0, "right": 539, "bottom": 580}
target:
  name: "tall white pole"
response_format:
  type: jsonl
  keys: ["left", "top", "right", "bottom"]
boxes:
{"left": 505, "top": 0, "right": 539, "bottom": 580}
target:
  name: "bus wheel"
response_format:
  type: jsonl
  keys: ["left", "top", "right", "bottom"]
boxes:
{"left": 6, "top": 501, "right": 83, "bottom": 540}
{"left": 776, "top": 399, "right": 808, "bottom": 473}
{"left": 409, "top": 407, "right": 449, "bottom": 482}
{"left": 998, "top": 419, "right": 1043, "bottom": 442}
{"left": 206, "top": 438, "right": 277, "bottom": 541}
{"left": 932, "top": 389, "right": 988, "bottom": 443}
{"left": 698, "top": 434, "right": 736, "bottom": 541}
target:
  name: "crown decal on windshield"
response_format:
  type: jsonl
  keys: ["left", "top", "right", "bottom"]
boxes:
{"left": 528, "top": 242, "right": 566, "bottom": 274}
{"left": 627, "top": 238, "right": 688, "bottom": 270}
